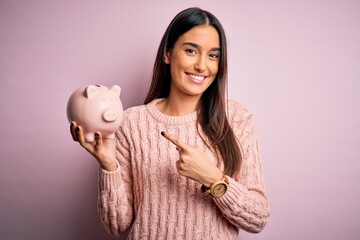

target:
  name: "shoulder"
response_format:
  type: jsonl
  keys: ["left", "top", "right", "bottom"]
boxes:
{"left": 226, "top": 99, "right": 253, "bottom": 123}
{"left": 122, "top": 98, "right": 161, "bottom": 121}
{"left": 116, "top": 104, "right": 148, "bottom": 141}
{"left": 123, "top": 104, "right": 147, "bottom": 119}
{"left": 119, "top": 104, "right": 149, "bottom": 130}
{"left": 226, "top": 100, "right": 258, "bottom": 142}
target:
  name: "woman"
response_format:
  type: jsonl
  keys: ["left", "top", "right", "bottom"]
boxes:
{"left": 70, "top": 7, "right": 270, "bottom": 239}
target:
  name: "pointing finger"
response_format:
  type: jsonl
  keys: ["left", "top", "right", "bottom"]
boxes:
{"left": 161, "top": 131, "right": 188, "bottom": 150}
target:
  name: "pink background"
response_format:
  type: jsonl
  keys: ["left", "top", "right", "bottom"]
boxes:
{"left": 1, "top": 0, "right": 359, "bottom": 239}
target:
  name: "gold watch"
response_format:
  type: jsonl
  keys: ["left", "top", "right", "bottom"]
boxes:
{"left": 201, "top": 174, "right": 229, "bottom": 198}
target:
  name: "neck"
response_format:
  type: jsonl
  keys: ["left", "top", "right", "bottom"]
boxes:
{"left": 157, "top": 94, "right": 200, "bottom": 116}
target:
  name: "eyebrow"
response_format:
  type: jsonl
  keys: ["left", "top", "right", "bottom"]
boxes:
{"left": 182, "top": 42, "right": 221, "bottom": 52}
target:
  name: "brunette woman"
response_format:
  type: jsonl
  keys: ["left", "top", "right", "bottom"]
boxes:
{"left": 70, "top": 7, "right": 270, "bottom": 239}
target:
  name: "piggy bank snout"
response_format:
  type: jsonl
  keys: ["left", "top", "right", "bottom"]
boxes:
{"left": 103, "top": 110, "right": 118, "bottom": 122}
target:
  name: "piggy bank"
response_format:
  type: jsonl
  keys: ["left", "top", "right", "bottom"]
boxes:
{"left": 67, "top": 84, "right": 124, "bottom": 142}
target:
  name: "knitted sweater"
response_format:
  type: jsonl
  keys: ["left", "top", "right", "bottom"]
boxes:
{"left": 97, "top": 99, "right": 270, "bottom": 240}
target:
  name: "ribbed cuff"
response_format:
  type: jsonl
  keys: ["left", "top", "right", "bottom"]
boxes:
{"left": 212, "top": 176, "right": 247, "bottom": 208}
{"left": 98, "top": 161, "right": 122, "bottom": 191}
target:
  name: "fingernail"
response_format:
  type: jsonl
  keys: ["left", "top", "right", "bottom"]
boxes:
{"left": 76, "top": 127, "right": 80, "bottom": 132}
{"left": 161, "top": 131, "right": 165, "bottom": 136}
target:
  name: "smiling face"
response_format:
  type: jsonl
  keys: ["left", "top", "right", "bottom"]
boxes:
{"left": 164, "top": 24, "right": 220, "bottom": 101}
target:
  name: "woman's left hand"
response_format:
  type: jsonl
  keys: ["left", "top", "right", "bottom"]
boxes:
{"left": 161, "top": 131, "right": 223, "bottom": 187}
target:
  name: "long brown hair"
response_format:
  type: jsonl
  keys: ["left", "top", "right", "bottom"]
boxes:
{"left": 144, "top": 7, "right": 242, "bottom": 177}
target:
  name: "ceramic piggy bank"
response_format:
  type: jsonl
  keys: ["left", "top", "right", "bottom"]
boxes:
{"left": 67, "top": 84, "right": 124, "bottom": 142}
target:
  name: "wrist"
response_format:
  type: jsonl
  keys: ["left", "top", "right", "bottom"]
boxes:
{"left": 101, "top": 160, "right": 118, "bottom": 172}
{"left": 201, "top": 173, "right": 229, "bottom": 198}
{"left": 202, "top": 169, "right": 223, "bottom": 188}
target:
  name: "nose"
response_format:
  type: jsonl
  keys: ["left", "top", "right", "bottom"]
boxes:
{"left": 194, "top": 55, "right": 206, "bottom": 73}
{"left": 103, "top": 110, "right": 118, "bottom": 122}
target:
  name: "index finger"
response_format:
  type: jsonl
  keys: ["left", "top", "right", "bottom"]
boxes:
{"left": 161, "top": 131, "right": 188, "bottom": 150}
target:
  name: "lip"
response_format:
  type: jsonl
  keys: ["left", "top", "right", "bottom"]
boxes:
{"left": 186, "top": 73, "right": 207, "bottom": 84}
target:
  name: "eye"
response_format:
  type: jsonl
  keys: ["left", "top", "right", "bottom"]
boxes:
{"left": 185, "top": 48, "right": 197, "bottom": 55}
{"left": 209, "top": 53, "right": 220, "bottom": 59}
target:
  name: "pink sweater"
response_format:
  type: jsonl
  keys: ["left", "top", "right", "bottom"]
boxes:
{"left": 97, "top": 99, "right": 270, "bottom": 239}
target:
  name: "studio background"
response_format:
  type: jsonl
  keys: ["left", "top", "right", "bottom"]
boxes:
{"left": 1, "top": 0, "right": 359, "bottom": 239}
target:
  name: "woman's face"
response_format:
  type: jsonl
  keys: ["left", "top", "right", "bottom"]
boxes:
{"left": 164, "top": 24, "right": 220, "bottom": 99}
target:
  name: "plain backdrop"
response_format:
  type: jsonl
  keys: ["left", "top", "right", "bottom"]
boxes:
{"left": 1, "top": 0, "right": 359, "bottom": 239}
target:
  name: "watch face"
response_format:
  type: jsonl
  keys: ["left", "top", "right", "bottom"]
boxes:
{"left": 212, "top": 183, "right": 227, "bottom": 197}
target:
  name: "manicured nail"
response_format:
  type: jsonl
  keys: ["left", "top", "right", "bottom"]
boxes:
{"left": 161, "top": 131, "right": 165, "bottom": 136}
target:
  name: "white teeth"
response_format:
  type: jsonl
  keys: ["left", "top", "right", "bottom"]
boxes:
{"left": 188, "top": 74, "right": 205, "bottom": 81}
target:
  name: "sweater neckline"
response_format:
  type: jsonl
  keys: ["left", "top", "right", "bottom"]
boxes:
{"left": 146, "top": 99, "right": 197, "bottom": 125}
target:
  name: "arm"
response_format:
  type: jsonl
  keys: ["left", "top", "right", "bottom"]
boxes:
{"left": 212, "top": 111, "right": 270, "bottom": 233}
{"left": 160, "top": 102, "right": 270, "bottom": 233}
{"left": 97, "top": 129, "right": 134, "bottom": 238}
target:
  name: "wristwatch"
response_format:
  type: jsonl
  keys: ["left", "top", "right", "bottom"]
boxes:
{"left": 201, "top": 174, "right": 229, "bottom": 198}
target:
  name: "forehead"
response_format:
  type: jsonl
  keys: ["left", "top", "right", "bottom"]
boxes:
{"left": 176, "top": 25, "right": 220, "bottom": 49}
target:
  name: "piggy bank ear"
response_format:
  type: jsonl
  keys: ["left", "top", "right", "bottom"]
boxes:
{"left": 85, "top": 85, "right": 99, "bottom": 98}
{"left": 110, "top": 85, "right": 121, "bottom": 97}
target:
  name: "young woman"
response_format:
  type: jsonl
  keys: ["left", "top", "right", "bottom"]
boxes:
{"left": 70, "top": 7, "right": 270, "bottom": 239}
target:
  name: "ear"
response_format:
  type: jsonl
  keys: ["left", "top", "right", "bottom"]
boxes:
{"left": 164, "top": 50, "right": 171, "bottom": 64}
{"left": 85, "top": 85, "right": 98, "bottom": 98}
{"left": 110, "top": 85, "right": 121, "bottom": 97}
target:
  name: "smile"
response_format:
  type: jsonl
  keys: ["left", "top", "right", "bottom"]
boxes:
{"left": 187, "top": 73, "right": 206, "bottom": 83}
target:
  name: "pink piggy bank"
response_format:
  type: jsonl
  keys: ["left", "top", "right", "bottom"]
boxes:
{"left": 67, "top": 84, "right": 124, "bottom": 142}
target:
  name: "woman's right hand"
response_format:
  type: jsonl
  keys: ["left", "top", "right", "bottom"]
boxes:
{"left": 70, "top": 121, "right": 117, "bottom": 171}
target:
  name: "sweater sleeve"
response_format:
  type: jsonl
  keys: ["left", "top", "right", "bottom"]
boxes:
{"left": 212, "top": 102, "right": 270, "bottom": 233}
{"left": 97, "top": 127, "right": 134, "bottom": 238}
